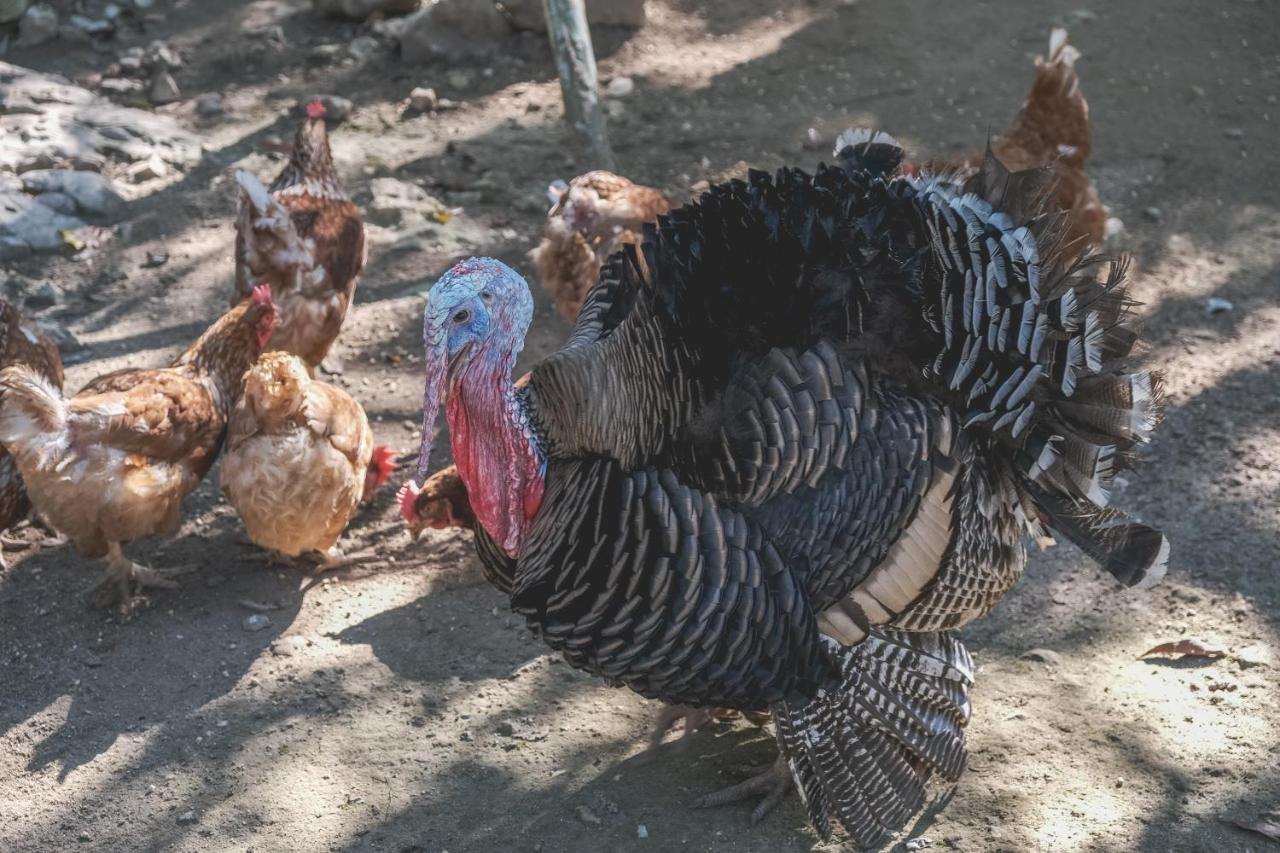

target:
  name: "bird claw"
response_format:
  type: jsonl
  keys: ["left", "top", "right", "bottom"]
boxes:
{"left": 634, "top": 705, "right": 718, "bottom": 763}
{"left": 696, "top": 756, "right": 793, "bottom": 825}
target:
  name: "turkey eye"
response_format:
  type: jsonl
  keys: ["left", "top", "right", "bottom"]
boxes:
{"left": 452, "top": 309, "right": 471, "bottom": 324}
{"left": 480, "top": 291, "right": 494, "bottom": 303}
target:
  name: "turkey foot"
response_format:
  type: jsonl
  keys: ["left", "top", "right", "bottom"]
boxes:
{"left": 696, "top": 756, "right": 794, "bottom": 825}
{"left": 87, "top": 542, "right": 187, "bottom": 613}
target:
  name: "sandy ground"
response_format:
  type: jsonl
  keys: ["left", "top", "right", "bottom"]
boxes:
{"left": 0, "top": 0, "right": 1278, "bottom": 851}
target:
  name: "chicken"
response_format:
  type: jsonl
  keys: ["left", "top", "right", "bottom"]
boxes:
{"left": 912, "top": 29, "right": 1106, "bottom": 250}
{"left": 399, "top": 130, "right": 1168, "bottom": 846}
{"left": 221, "top": 351, "right": 394, "bottom": 562}
{"left": 529, "top": 170, "right": 669, "bottom": 323}
{"left": 402, "top": 463, "right": 474, "bottom": 539}
{"left": 234, "top": 100, "right": 366, "bottom": 369}
{"left": 0, "top": 286, "right": 278, "bottom": 610}
{"left": 0, "top": 299, "right": 64, "bottom": 560}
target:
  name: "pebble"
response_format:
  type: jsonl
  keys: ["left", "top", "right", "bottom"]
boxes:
{"left": 402, "top": 419, "right": 416, "bottom": 431}
{"left": 1223, "top": 127, "right": 1244, "bottom": 139}
{"left": 309, "top": 44, "right": 344, "bottom": 63}
{"left": 1142, "top": 206, "right": 1162, "bottom": 223}
{"left": 408, "top": 86, "right": 438, "bottom": 112}
{"left": 605, "top": 76, "right": 634, "bottom": 98}
{"left": 802, "top": 127, "right": 823, "bottom": 149}
{"left": 149, "top": 71, "right": 181, "bottom": 105}
{"left": 69, "top": 13, "right": 113, "bottom": 36}
{"left": 127, "top": 154, "right": 168, "bottom": 183}
{"left": 1020, "top": 648, "right": 1063, "bottom": 666}
{"left": 99, "top": 78, "right": 144, "bottom": 95}
{"left": 176, "top": 811, "right": 196, "bottom": 825}
{"left": 242, "top": 614, "right": 271, "bottom": 633}
{"left": 77, "top": 831, "right": 91, "bottom": 842}
{"left": 348, "top": 35, "right": 381, "bottom": 64}
{"left": 1203, "top": 296, "right": 1234, "bottom": 317}
{"left": 575, "top": 805, "right": 601, "bottom": 826}
{"left": 637, "top": 824, "right": 648, "bottom": 839}
{"left": 147, "top": 39, "right": 184, "bottom": 71}
{"left": 1234, "top": 645, "right": 1271, "bottom": 668}
{"left": 17, "top": 4, "right": 58, "bottom": 47}
{"left": 447, "top": 70, "right": 472, "bottom": 90}
{"left": 194, "top": 92, "right": 224, "bottom": 117}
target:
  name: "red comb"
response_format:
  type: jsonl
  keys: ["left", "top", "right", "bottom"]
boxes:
{"left": 306, "top": 100, "right": 327, "bottom": 120}
{"left": 250, "top": 283, "right": 274, "bottom": 307}
{"left": 371, "top": 446, "right": 399, "bottom": 467}
{"left": 397, "top": 480, "right": 421, "bottom": 523}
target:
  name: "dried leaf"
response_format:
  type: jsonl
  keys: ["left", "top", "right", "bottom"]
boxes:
{"left": 1229, "top": 810, "right": 1280, "bottom": 843}
{"left": 59, "top": 229, "right": 85, "bottom": 252}
{"left": 430, "top": 209, "right": 451, "bottom": 225}
{"left": 1139, "top": 639, "right": 1227, "bottom": 660}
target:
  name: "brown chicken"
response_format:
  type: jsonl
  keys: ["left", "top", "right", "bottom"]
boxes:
{"left": 0, "top": 286, "right": 278, "bottom": 609}
{"left": 912, "top": 28, "right": 1105, "bottom": 250}
{"left": 234, "top": 100, "right": 366, "bottom": 369}
{"left": 0, "top": 299, "right": 64, "bottom": 563}
{"left": 221, "top": 351, "right": 396, "bottom": 563}
{"left": 528, "top": 170, "right": 669, "bottom": 323}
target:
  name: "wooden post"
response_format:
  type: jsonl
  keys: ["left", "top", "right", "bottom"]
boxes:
{"left": 542, "top": 0, "right": 617, "bottom": 171}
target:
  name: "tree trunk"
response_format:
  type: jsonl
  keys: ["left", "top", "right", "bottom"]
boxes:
{"left": 542, "top": 0, "right": 617, "bottom": 171}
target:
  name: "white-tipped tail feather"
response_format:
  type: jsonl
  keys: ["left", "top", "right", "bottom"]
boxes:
{"left": 0, "top": 365, "right": 69, "bottom": 468}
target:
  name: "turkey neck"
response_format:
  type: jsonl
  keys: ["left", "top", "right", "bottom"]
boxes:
{"left": 445, "top": 348, "right": 544, "bottom": 558}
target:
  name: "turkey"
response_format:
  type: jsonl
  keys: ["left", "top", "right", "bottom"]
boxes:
{"left": 399, "top": 130, "right": 1168, "bottom": 846}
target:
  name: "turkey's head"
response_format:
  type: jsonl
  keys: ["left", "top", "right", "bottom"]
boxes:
{"left": 401, "top": 257, "right": 541, "bottom": 557}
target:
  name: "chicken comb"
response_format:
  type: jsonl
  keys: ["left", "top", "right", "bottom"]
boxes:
{"left": 250, "top": 283, "right": 274, "bottom": 309}
{"left": 305, "top": 100, "right": 327, "bottom": 120}
{"left": 397, "top": 480, "right": 422, "bottom": 523}
{"left": 371, "top": 446, "right": 399, "bottom": 468}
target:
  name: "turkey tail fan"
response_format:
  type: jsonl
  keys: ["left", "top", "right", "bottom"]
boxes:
{"left": 1027, "top": 484, "right": 1169, "bottom": 589}
{"left": 773, "top": 631, "right": 973, "bottom": 846}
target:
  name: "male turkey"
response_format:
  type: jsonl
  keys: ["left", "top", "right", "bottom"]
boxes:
{"left": 399, "top": 130, "right": 1168, "bottom": 846}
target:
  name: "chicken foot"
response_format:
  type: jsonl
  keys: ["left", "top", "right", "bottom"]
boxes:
{"left": 695, "top": 755, "right": 794, "bottom": 825}
{"left": 87, "top": 542, "right": 186, "bottom": 612}
{"left": 634, "top": 705, "right": 720, "bottom": 762}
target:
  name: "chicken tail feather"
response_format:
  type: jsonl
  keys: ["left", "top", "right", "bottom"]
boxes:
{"left": 0, "top": 365, "right": 68, "bottom": 467}
{"left": 773, "top": 631, "right": 973, "bottom": 846}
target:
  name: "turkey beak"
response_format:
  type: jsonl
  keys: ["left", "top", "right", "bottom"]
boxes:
{"left": 411, "top": 317, "right": 450, "bottom": 490}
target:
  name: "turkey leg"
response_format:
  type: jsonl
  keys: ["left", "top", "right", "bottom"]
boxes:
{"left": 696, "top": 755, "right": 794, "bottom": 825}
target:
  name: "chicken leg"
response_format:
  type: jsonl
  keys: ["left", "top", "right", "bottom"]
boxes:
{"left": 89, "top": 542, "right": 182, "bottom": 612}
{"left": 636, "top": 704, "right": 720, "bottom": 760}
{"left": 696, "top": 755, "right": 794, "bottom": 825}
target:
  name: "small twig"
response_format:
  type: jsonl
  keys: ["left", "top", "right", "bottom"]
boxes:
{"left": 236, "top": 598, "right": 282, "bottom": 612}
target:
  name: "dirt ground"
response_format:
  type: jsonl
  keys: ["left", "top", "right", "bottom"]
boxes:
{"left": 0, "top": 0, "right": 1278, "bottom": 851}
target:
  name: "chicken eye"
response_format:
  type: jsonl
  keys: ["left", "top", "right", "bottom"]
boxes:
{"left": 480, "top": 291, "right": 494, "bottom": 303}
{"left": 453, "top": 309, "right": 471, "bottom": 325}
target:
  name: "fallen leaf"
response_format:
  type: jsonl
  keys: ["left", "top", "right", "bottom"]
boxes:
{"left": 430, "top": 209, "right": 451, "bottom": 224}
{"left": 59, "top": 229, "right": 85, "bottom": 251}
{"left": 1229, "top": 810, "right": 1280, "bottom": 843}
{"left": 1139, "top": 639, "right": 1228, "bottom": 660}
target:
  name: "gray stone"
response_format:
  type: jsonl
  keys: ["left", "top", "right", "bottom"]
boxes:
{"left": 0, "top": 190, "right": 86, "bottom": 251}
{"left": 127, "top": 154, "right": 168, "bottom": 182}
{"left": 194, "top": 92, "right": 224, "bottom": 117}
{"left": 146, "top": 40, "right": 184, "bottom": 71}
{"left": 605, "top": 76, "right": 634, "bottom": 98}
{"left": 311, "top": 0, "right": 419, "bottom": 18}
{"left": 118, "top": 52, "right": 146, "bottom": 76}
{"left": 99, "top": 77, "right": 145, "bottom": 95}
{"left": 407, "top": 86, "right": 437, "bottom": 112}
{"left": 175, "top": 810, "right": 196, "bottom": 825}
{"left": 501, "top": 0, "right": 645, "bottom": 32}
{"left": 0, "top": 237, "right": 32, "bottom": 260}
{"left": 149, "top": 70, "right": 180, "bottom": 105}
{"left": 1203, "top": 296, "right": 1234, "bottom": 317}
{"left": 34, "top": 192, "right": 76, "bottom": 214}
{"left": 242, "top": 614, "right": 271, "bottom": 632}
{"left": 17, "top": 4, "right": 58, "bottom": 47}
{"left": 398, "top": 0, "right": 509, "bottom": 63}
{"left": 361, "top": 176, "right": 449, "bottom": 227}
{"left": 1020, "top": 648, "right": 1063, "bottom": 666}
{"left": 0, "top": 0, "right": 30, "bottom": 24}
{"left": 68, "top": 13, "right": 113, "bottom": 36}
{"left": 348, "top": 35, "right": 382, "bottom": 63}
{"left": 21, "top": 170, "right": 123, "bottom": 216}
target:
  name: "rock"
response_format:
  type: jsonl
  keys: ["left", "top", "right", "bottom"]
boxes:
{"left": 348, "top": 35, "right": 382, "bottom": 63}
{"left": 575, "top": 805, "right": 602, "bottom": 826}
{"left": 242, "top": 614, "right": 271, "bottom": 632}
{"left": 17, "top": 4, "right": 58, "bottom": 47}
{"left": 1223, "top": 127, "right": 1244, "bottom": 140}
{"left": 502, "top": 0, "right": 645, "bottom": 31}
{"left": 1142, "top": 206, "right": 1162, "bottom": 223}
{"left": 68, "top": 13, "right": 113, "bottom": 36}
{"left": 194, "top": 92, "right": 224, "bottom": 117}
{"left": 34, "top": 192, "right": 76, "bottom": 214}
{"left": 398, "top": 0, "right": 509, "bottom": 63}
{"left": 176, "top": 811, "right": 196, "bottom": 825}
{"left": 1103, "top": 216, "right": 1126, "bottom": 250}
{"left": 0, "top": 237, "right": 32, "bottom": 260}
{"left": 637, "top": 824, "right": 648, "bottom": 839}
{"left": 21, "top": 170, "right": 123, "bottom": 216}
{"left": 407, "top": 86, "right": 437, "bottom": 112}
{"left": 146, "top": 40, "right": 184, "bottom": 71}
{"left": 360, "top": 176, "right": 449, "bottom": 227}
{"left": 118, "top": 51, "right": 147, "bottom": 76}
{"left": 1203, "top": 296, "right": 1234, "bottom": 317}
{"left": 149, "top": 71, "right": 181, "bottom": 105}
{"left": 605, "top": 76, "right": 634, "bottom": 98}
{"left": 1234, "top": 645, "right": 1272, "bottom": 669}
{"left": 308, "top": 94, "right": 353, "bottom": 121}
{"left": 99, "top": 78, "right": 145, "bottom": 95}
{"left": 311, "top": 0, "right": 420, "bottom": 19}
{"left": 23, "top": 280, "right": 60, "bottom": 310}
{"left": 142, "top": 249, "right": 169, "bottom": 267}
{"left": 0, "top": 190, "right": 86, "bottom": 252}
{"left": 446, "top": 69, "right": 472, "bottom": 90}
{"left": 1020, "top": 648, "right": 1063, "bottom": 666}
{"left": 309, "top": 44, "right": 344, "bottom": 64}
{"left": 0, "top": 0, "right": 29, "bottom": 24}
{"left": 127, "top": 154, "right": 168, "bottom": 182}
